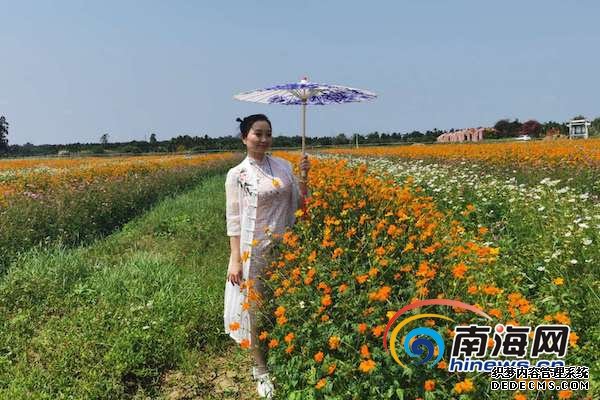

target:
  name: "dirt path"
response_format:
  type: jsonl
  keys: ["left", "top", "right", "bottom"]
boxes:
{"left": 159, "top": 345, "right": 262, "bottom": 400}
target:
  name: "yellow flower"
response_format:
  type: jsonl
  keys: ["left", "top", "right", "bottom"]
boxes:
{"left": 553, "top": 277, "right": 564, "bottom": 285}
{"left": 240, "top": 250, "right": 250, "bottom": 262}
{"left": 328, "top": 336, "right": 341, "bottom": 350}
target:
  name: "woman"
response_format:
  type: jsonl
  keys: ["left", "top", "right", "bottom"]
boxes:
{"left": 223, "top": 114, "right": 309, "bottom": 398}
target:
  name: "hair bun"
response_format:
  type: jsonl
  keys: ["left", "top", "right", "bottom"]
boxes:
{"left": 236, "top": 117, "right": 243, "bottom": 123}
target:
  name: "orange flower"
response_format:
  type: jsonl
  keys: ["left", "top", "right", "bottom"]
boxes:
{"left": 268, "top": 339, "right": 279, "bottom": 349}
{"left": 452, "top": 262, "right": 468, "bottom": 278}
{"left": 321, "top": 294, "right": 332, "bottom": 307}
{"left": 259, "top": 331, "right": 269, "bottom": 341}
{"left": 277, "top": 316, "right": 288, "bottom": 325}
{"left": 314, "top": 351, "right": 324, "bottom": 363}
{"left": 359, "top": 359, "right": 376, "bottom": 373}
{"left": 514, "top": 393, "right": 527, "bottom": 400}
{"left": 307, "top": 250, "right": 317, "bottom": 262}
{"left": 554, "top": 311, "right": 571, "bottom": 325}
{"left": 284, "top": 332, "right": 295, "bottom": 344}
{"left": 332, "top": 247, "right": 344, "bottom": 259}
{"left": 240, "top": 338, "right": 251, "bottom": 349}
{"left": 327, "top": 363, "right": 336, "bottom": 375}
{"left": 315, "top": 378, "right": 327, "bottom": 389}
{"left": 454, "top": 378, "right": 474, "bottom": 394}
{"left": 356, "top": 274, "right": 369, "bottom": 284}
{"left": 424, "top": 379, "right": 435, "bottom": 391}
{"left": 228, "top": 322, "right": 240, "bottom": 331}
{"left": 358, "top": 323, "right": 367, "bottom": 334}
{"left": 558, "top": 390, "right": 573, "bottom": 399}
{"left": 285, "top": 345, "right": 295, "bottom": 354}
{"left": 482, "top": 285, "right": 502, "bottom": 296}
{"left": 274, "top": 306, "right": 286, "bottom": 317}
{"left": 368, "top": 286, "right": 392, "bottom": 302}
{"left": 338, "top": 283, "right": 349, "bottom": 293}
{"left": 488, "top": 308, "right": 502, "bottom": 319}
{"left": 360, "top": 344, "right": 370, "bottom": 358}
{"left": 569, "top": 332, "right": 579, "bottom": 347}
{"left": 371, "top": 325, "right": 385, "bottom": 338}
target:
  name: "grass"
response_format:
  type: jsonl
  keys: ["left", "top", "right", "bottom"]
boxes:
{"left": 0, "top": 173, "right": 256, "bottom": 399}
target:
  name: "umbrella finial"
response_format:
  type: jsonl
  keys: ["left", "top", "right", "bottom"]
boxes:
{"left": 300, "top": 76, "right": 309, "bottom": 83}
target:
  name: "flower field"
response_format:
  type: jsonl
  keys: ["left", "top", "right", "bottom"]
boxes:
{"left": 0, "top": 153, "right": 241, "bottom": 273}
{"left": 247, "top": 149, "right": 598, "bottom": 399}
{"left": 324, "top": 139, "right": 600, "bottom": 197}
{"left": 323, "top": 139, "right": 600, "bottom": 168}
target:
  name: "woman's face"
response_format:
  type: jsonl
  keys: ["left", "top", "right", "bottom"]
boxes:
{"left": 243, "top": 120, "right": 272, "bottom": 155}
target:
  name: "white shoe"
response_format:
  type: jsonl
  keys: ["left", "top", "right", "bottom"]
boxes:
{"left": 253, "top": 367, "right": 275, "bottom": 398}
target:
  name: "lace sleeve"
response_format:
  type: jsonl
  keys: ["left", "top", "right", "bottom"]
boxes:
{"left": 225, "top": 168, "right": 241, "bottom": 236}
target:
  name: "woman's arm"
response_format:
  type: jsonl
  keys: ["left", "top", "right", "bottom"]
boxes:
{"left": 225, "top": 169, "right": 243, "bottom": 285}
{"left": 227, "top": 235, "right": 242, "bottom": 285}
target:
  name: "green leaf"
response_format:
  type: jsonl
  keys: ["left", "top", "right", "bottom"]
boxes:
{"left": 395, "top": 388, "right": 405, "bottom": 400}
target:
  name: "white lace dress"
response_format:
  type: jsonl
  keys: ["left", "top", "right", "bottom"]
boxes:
{"left": 223, "top": 154, "right": 300, "bottom": 345}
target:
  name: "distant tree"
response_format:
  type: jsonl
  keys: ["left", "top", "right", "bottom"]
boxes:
{"left": 590, "top": 117, "right": 600, "bottom": 136}
{"left": 366, "top": 132, "right": 380, "bottom": 143}
{"left": 333, "top": 133, "right": 348, "bottom": 145}
{"left": 149, "top": 133, "right": 157, "bottom": 145}
{"left": 121, "top": 145, "right": 142, "bottom": 154}
{"left": 0, "top": 116, "right": 9, "bottom": 153}
{"left": 494, "top": 119, "right": 522, "bottom": 137}
{"left": 520, "top": 120, "right": 543, "bottom": 137}
{"left": 542, "top": 121, "right": 568, "bottom": 137}
{"left": 100, "top": 133, "right": 109, "bottom": 146}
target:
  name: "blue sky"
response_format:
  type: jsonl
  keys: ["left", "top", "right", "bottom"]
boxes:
{"left": 2, "top": 1, "right": 599, "bottom": 145}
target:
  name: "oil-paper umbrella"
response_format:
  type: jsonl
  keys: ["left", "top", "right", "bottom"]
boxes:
{"left": 233, "top": 77, "right": 377, "bottom": 181}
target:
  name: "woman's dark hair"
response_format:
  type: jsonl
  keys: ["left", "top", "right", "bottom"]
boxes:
{"left": 236, "top": 114, "right": 272, "bottom": 139}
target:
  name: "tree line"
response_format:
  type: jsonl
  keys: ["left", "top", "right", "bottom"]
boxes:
{"left": 1, "top": 115, "right": 599, "bottom": 157}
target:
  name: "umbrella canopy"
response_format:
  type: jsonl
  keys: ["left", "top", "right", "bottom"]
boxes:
{"left": 234, "top": 77, "right": 377, "bottom": 181}
{"left": 234, "top": 78, "right": 377, "bottom": 105}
